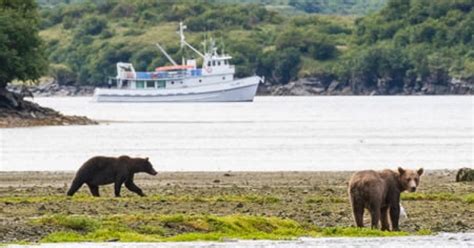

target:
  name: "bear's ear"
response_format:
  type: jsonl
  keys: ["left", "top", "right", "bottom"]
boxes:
{"left": 398, "top": 167, "right": 405, "bottom": 175}
{"left": 145, "top": 157, "right": 149, "bottom": 161}
{"left": 417, "top": 168, "right": 424, "bottom": 176}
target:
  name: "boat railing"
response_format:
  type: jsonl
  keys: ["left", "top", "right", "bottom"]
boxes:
{"left": 118, "top": 69, "right": 203, "bottom": 81}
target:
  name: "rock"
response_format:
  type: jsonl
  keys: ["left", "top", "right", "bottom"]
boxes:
{"left": 327, "top": 80, "right": 341, "bottom": 93}
{"left": 456, "top": 168, "right": 474, "bottom": 182}
{"left": 236, "top": 202, "right": 244, "bottom": 208}
{"left": 213, "top": 179, "right": 220, "bottom": 183}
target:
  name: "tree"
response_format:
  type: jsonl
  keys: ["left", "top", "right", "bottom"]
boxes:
{"left": 0, "top": 0, "right": 47, "bottom": 89}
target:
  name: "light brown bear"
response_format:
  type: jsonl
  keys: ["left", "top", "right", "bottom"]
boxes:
{"left": 348, "top": 167, "right": 423, "bottom": 231}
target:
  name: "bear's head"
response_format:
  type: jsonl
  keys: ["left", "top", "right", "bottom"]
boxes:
{"left": 398, "top": 167, "right": 423, "bottom": 192}
{"left": 136, "top": 157, "right": 158, "bottom": 176}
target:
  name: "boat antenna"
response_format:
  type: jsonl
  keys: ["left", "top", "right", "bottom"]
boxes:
{"left": 220, "top": 37, "right": 225, "bottom": 55}
{"left": 179, "top": 22, "right": 205, "bottom": 58}
{"left": 155, "top": 43, "right": 177, "bottom": 66}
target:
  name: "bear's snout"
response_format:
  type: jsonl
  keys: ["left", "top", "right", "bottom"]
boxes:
{"left": 149, "top": 169, "right": 158, "bottom": 176}
{"left": 409, "top": 186, "right": 417, "bottom": 192}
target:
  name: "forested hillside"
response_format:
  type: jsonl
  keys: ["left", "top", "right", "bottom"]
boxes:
{"left": 37, "top": 0, "right": 472, "bottom": 95}
{"left": 37, "top": 0, "right": 387, "bottom": 15}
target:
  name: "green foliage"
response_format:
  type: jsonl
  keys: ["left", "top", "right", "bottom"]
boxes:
{"left": 49, "top": 63, "right": 77, "bottom": 85}
{"left": 346, "top": 0, "right": 473, "bottom": 91}
{"left": 37, "top": 0, "right": 353, "bottom": 85}
{"left": 36, "top": 0, "right": 471, "bottom": 89}
{"left": 288, "top": 0, "right": 387, "bottom": 15}
{"left": 0, "top": 0, "right": 48, "bottom": 88}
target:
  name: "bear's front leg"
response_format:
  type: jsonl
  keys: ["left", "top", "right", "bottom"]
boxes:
{"left": 125, "top": 178, "right": 145, "bottom": 196}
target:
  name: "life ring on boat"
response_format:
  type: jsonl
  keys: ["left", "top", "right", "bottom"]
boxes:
{"left": 206, "top": 66, "right": 212, "bottom": 73}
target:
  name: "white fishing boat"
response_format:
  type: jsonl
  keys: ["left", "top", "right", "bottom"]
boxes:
{"left": 93, "top": 22, "right": 262, "bottom": 102}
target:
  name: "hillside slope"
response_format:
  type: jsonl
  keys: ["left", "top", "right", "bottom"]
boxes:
{"left": 38, "top": 0, "right": 472, "bottom": 95}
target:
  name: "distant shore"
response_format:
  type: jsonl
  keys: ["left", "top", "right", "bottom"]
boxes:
{"left": 7, "top": 77, "right": 473, "bottom": 99}
{"left": 1, "top": 170, "right": 472, "bottom": 243}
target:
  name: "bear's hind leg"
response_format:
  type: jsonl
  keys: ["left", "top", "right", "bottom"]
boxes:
{"left": 87, "top": 183, "right": 100, "bottom": 197}
{"left": 390, "top": 204, "right": 401, "bottom": 231}
{"left": 351, "top": 201, "right": 365, "bottom": 227}
{"left": 67, "top": 178, "right": 84, "bottom": 196}
{"left": 381, "top": 206, "right": 390, "bottom": 231}
{"left": 369, "top": 203, "right": 381, "bottom": 229}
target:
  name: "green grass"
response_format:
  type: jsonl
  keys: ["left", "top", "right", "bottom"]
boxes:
{"left": 34, "top": 214, "right": 415, "bottom": 242}
{"left": 0, "top": 194, "right": 280, "bottom": 205}
{"left": 401, "top": 193, "right": 474, "bottom": 204}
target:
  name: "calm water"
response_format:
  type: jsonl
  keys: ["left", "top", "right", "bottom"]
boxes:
{"left": 0, "top": 96, "right": 472, "bottom": 171}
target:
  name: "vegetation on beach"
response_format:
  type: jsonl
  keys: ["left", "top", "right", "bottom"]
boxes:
{"left": 1, "top": 171, "right": 472, "bottom": 243}
{"left": 34, "top": 214, "right": 413, "bottom": 242}
{"left": 0, "top": 194, "right": 281, "bottom": 205}
{"left": 2, "top": 192, "right": 473, "bottom": 205}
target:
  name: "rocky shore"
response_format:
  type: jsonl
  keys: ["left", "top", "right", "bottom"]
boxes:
{"left": 258, "top": 77, "right": 473, "bottom": 96}
{"left": 0, "top": 87, "right": 96, "bottom": 128}
{"left": 8, "top": 76, "right": 474, "bottom": 98}
{"left": 7, "top": 81, "right": 94, "bottom": 97}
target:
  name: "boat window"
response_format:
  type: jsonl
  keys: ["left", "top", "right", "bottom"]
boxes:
{"left": 199, "top": 79, "right": 202, "bottom": 83}
{"left": 171, "top": 81, "right": 175, "bottom": 84}
{"left": 157, "top": 81, "right": 166, "bottom": 88}
{"left": 180, "top": 81, "right": 183, "bottom": 84}
{"left": 136, "top": 81, "right": 145, "bottom": 89}
{"left": 212, "top": 61, "right": 216, "bottom": 66}
{"left": 146, "top": 81, "right": 155, "bottom": 88}
{"left": 207, "top": 61, "right": 211, "bottom": 67}
{"left": 222, "top": 77, "right": 225, "bottom": 80}
{"left": 218, "top": 61, "right": 221, "bottom": 66}
{"left": 224, "top": 60, "right": 227, "bottom": 65}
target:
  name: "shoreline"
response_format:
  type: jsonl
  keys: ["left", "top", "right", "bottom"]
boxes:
{"left": 1, "top": 170, "right": 472, "bottom": 243}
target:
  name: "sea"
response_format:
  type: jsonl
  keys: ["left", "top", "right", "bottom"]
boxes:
{"left": 0, "top": 96, "right": 472, "bottom": 171}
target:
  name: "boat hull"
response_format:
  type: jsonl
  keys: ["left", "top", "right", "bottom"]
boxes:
{"left": 94, "top": 76, "right": 260, "bottom": 102}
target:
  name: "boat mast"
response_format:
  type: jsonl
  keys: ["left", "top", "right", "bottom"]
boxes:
{"left": 179, "top": 22, "right": 205, "bottom": 58}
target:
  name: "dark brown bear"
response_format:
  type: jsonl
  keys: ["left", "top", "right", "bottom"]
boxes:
{"left": 67, "top": 155, "right": 157, "bottom": 197}
{"left": 348, "top": 167, "right": 423, "bottom": 231}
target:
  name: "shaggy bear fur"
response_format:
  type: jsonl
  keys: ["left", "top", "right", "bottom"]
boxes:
{"left": 348, "top": 167, "right": 423, "bottom": 231}
{"left": 67, "top": 155, "right": 157, "bottom": 197}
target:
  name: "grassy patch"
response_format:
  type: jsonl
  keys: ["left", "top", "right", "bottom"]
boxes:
{"left": 315, "top": 227, "right": 408, "bottom": 237}
{"left": 0, "top": 194, "right": 280, "bottom": 205}
{"left": 34, "top": 214, "right": 413, "bottom": 242}
{"left": 401, "top": 193, "right": 474, "bottom": 204}
{"left": 34, "top": 215, "right": 99, "bottom": 232}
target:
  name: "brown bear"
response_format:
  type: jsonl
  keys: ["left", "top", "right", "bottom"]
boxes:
{"left": 348, "top": 167, "right": 423, "bottom": 231}
{"left": 67, "top": 155, "right": 157, "bottom": 197}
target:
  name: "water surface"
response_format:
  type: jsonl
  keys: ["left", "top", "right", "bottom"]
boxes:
{"left": 1, "top": 96, "right": 472, "bottom": 171}
{"left": 6, "top": 233, "right": 474, "bottom": 248}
